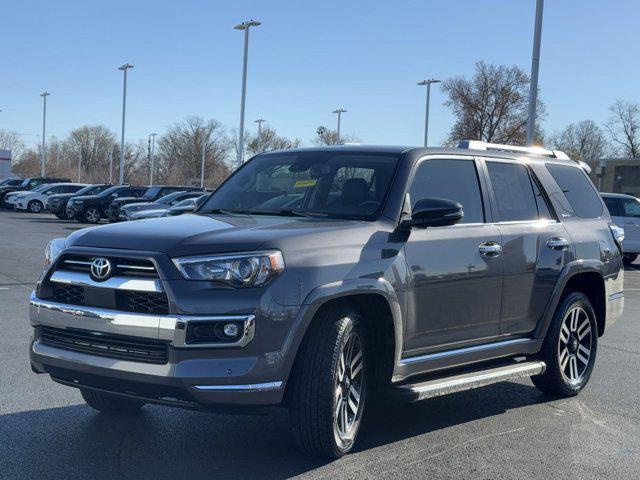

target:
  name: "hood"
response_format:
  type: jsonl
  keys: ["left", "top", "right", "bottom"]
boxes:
{"left": 0, "top": 185, "right": 22, "bottom": 193}
{"left": 122, "top": 201, "right": 154, "bottom": 211}
{"left": 6, "top": 190, "right": 30, "bottom": 197}
{"left": 131, "top": 207, "right": 169, "bottom": 219}
{"left": 67, "top": 213, "right": 370, "bottom": 257}
{"left": 112, "top": 197, "right": 144, "bottom": 207}
{"left": 71, "top": 194, "right": 101, "bottom": 202}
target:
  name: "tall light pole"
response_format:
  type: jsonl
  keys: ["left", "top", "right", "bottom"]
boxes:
{"left": 234, "top": 19, "right": 261, "bottom": 167}
{"left": 254, "top": 118, "right": 265, "bottom": 153}
{"left": 200, "top": 127, "right": 208, "bottom": 189}
{"left": 118, "top": 63, "right": 134, "bottom": 184}
{"left": 332, "top": 108, "right": 347, "bottom": 144}
{"left": 526, "top": 0, "right": 544, "bottom": 146}
{"left": 77, "top": 149, "right": 82, "bottom": 182}
{"left": 108, "top": 145, "right": 113, "bottom": 184}
{"left": 148, "top": 133, "right": 157, "bottom": 185}
{"left": 39, "top": 91, "right": 50, "bottom": 176}
{"left": 417, "top": 79, "right": 440, "bottom": 147}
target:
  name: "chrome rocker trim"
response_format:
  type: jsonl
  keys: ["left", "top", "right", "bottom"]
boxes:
{"left": 30, "top": 291, "right": 255, "bottom": 348}
{"left": 49, "top": 270, "right": 162, "bottom": 293}
{"left": 400, "top": 337, "right": 533, "bottom": 365}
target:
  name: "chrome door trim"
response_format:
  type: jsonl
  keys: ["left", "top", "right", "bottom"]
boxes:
{"left": 400, "top": 338, "right": 533, "bottom": 365}
{"left": 49, "top": 270, "right": 163, "bottom": 293}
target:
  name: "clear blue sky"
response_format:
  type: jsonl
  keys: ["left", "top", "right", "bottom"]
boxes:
{"left": 2, "top": 0, "right": 639, "bottom": 150}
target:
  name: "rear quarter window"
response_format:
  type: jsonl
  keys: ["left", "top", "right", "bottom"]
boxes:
{"left": 546, "top": 163, "right": 603, "bottom": 218}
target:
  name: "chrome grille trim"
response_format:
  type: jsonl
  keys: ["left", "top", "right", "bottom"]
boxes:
{"left": 49, "top": 270, "right": 163, "bottom": 293}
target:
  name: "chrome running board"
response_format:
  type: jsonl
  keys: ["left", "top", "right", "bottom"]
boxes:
{"left": 393, "top": 360, "right": 546, "bottom": 402}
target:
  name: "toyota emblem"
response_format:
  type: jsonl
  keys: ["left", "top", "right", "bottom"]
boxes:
{"left": 90, "top": 258, "right": 112, "bottom": 281}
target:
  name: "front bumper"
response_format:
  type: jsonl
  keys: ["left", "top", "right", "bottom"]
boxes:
{"left": 66, "top": 203, "right": 83, "bottom": 218}
{"left": 15, "top": 201, "right": 27, "bottom": 210}
{"left": 105, "top": 207, "right": 122, "bottom": 222}
{"left": 29, "top": 291, "right": 286, "bottom": 408}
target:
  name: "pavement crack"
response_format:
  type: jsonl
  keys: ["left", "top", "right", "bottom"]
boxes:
{"left": 599, "top": 344, "right": 640, "bottom": 356}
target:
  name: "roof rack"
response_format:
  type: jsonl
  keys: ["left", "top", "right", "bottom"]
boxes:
{"left": 457, "top": 140, "right": 570, "bottom": 160}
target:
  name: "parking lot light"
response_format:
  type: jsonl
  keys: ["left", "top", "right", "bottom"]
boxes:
{"left": 234, "top": 19, "right": 261, "bottom": 168}
{"left": 118, "top": 63, "right": 134, "bottom": 185}
{"left": 417, "top": 79, "right": 440, "bottom": 147}
{"left": 254, "top": 118, "right": 265, "bottom": 153}
{"left": 39, "top": 91, "right": 50, "bottom": 176}
{"left": 332, "top": 108, "right": 347, "bottom": 144}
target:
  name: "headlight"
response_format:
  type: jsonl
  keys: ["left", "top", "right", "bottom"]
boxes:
{"left": 610, "top": 223, "right": 625, "bottom": 250}
{"left": 173, "top": 250, "right": 285, "bottom": 287}
{"left": 44, "top": 237, "right": 66, "bottom": 267}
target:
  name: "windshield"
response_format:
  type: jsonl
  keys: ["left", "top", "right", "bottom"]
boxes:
{"left": 31, "top": 184, "right": 51, "bottom": 193}
{"left": 200, "top": 152, "right": 400, "bottom": 220}
{"left": 143, "top": 186, "right": 161, "bottom": 199}
{"left": 157, "top": 191, "right": 185, "bottom": 204}
{"left": 96, "top": 186, "right": 123, "bottom": 197}
{"left": 172, "top": 198, "right": 196, "bottom": 208}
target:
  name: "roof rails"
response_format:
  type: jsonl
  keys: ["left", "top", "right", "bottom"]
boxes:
{"left": 457, "top": 140, "right": 570, "bottom": 160}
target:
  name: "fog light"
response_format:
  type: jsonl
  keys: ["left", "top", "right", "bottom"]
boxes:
{"left": 223, "top": 323, "right": 239, "bottom": 338}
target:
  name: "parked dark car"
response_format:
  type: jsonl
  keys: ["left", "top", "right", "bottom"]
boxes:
{"left": 120, "top": 190, "right": 205, "bottom": 220}
{"left": 0, "top": 177, "right": 71, "bottom": 208}
{"left": 128, "top": 195, "right": 206, "bottom": 220}
{"left": 0, "top": 178, "right": 23, "bottom": 187}
{"left": 47, "top": 184, "right": 113, "bottom": 219}
{"left": 31, "top": 142, "right": 624, "bottom": 458}
{"left": 106, "top": 185, "right": 202, "bottom": 222}
{"left": 66, "top": 185, "right": 146, "bottom": 224}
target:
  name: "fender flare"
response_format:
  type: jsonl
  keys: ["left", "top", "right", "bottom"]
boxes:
{"left": 534, "top": 259, "right": 606, "bottom": 339}
{"left": 280, "top": 277, "right": 404, "bottom": 382}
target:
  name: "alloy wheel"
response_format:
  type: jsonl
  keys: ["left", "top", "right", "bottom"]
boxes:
{"left": 557, "top": 306, "right": 592, "bottom": 384}
{"left": 29, "top": 201, "right": 43, "bottom": 213}
{"left": 86, "top": 208, "right": 100, "bottom": 223}
{"left": 334, "top": 328, "right": 365, "bottom": 450}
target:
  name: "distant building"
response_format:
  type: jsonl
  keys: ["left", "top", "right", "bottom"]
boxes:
{"left": 0, "top": 150, "right": 11, "bottom": 179}
{"left": 585, "top": 158, "right": 640, "bottom": 195}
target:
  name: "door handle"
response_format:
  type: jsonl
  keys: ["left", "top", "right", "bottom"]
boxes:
{"left": 547, "top": 237, "right": 569, "bottom": 250}
{"left": 479, "top": 241, "right": 502, "bottom": 257}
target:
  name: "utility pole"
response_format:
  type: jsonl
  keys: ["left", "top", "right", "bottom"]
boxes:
{"left": 332, "top": 108, "right": 347, "bottom": 144}
{"left": 148, "top": 133, "right": 157, "bottom": 186}
{"left": 417, "top": 79, "right": 441, "bottom": 147}
{"left": 526, "top": 0, "right": 544, "bottom": 146}
{"left": 254, "top": 118, "right": 266, "bottom": 153}
{"left": 200, "top": 127, "right": 207, "bottom": 189}
{"left": 39, "top": 91, "right": 50, "bottom": 176}
{"left": 118, "top": 63, "right": 134, "bottom": 184}
{"left": 77, "top": 149, "right": 82, "bottom": 182}
{"left": 234, "top": 19, "right": 261, "bottom": 167}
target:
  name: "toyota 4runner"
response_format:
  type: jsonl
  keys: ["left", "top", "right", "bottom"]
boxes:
{"left": 30, "top": 141, "right": 624, "bottom": 457}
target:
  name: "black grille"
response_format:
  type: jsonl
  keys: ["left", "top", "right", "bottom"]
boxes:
{"left": 119, "top": 291, "right": 169, "bottom": 314}
{"left": 40, "top": 326, "right": 169, "bottom": 364}
{"left": 53, "top": 284, "right": 84, "bottom": 305}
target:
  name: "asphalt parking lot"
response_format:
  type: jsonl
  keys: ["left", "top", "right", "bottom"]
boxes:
{"left": 0, "top": 209, "right": 639, "bottom": 480}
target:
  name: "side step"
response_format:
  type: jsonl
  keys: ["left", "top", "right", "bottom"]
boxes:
{"left": 392, "top": 360, "right": 546, "bottom": 402}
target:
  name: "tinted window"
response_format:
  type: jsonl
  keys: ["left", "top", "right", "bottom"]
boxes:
{"left": 546, "top": 163, "right": 603, "bottom": 218}
{"left": 487, "top": 162, "right": 539, "bottom": 222}
{"left": 621, "top": 197, "right": 640, "bottom": 217}
{"left": 410, "top": 159, "right": 484, "bottom": 224}
{"left": 603, "top": 197, "right": 621, "bottom": 216}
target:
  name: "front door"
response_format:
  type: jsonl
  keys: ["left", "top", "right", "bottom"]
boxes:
{"left": 483, "top": 159, "right": 568, "bottom": 336}
{"left": 403, "top": 157, "right": 503, "bottom": 357}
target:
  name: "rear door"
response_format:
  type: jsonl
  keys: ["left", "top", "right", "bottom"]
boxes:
{"left": 483, "top": 159, "right": 570, "bottom": 337}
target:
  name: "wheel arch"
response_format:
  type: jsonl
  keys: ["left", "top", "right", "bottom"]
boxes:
{"left": 536, "top": 261, "right": 607, "bottom": 339}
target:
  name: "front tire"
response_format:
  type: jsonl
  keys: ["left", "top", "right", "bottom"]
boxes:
{"left": 82, "top": 206, "right": 102, "bottom": 224}
{"left": 28, "top": 200, "right": 44, "bottom": 213}
{"left": 288, "top": 306, "right": 367, "bottom": 458}
{"left": 80, "top": 389, "right": 145, "bottom": 414}
{"left": 532, "top": 292, "right": 598, "bottom": 396}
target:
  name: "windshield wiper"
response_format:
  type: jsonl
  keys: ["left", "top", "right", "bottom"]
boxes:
{"left": 202, "top": 208, "right": 251, "bottom": 215}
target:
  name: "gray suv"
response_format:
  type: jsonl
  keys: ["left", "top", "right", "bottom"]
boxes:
{"left": 30, "top": 141, "right": 624, "bottom": 457}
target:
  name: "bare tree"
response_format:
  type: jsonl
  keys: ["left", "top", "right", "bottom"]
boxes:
{"left": 0, "top": 129, "right": 25, "bottom": 158}
{"left": 312, "top": 126, "right": 360, "bottom": 146}
{"left": 65, "top": 125, "right": 118, "bottom": 182}
{"left": 245, "top": 125, "right": 301, "bottom": 156}
{"left": 156, "top": 116, "right": 231, "bottom": 187}
{"left": 549, "top": 120, "right": 610, "bottom": 160}
{"left": 441, "top": 60, "right": 545, "bottom": 146}
{"left": 606, "top": 99, "right": 640, "bottom": 158}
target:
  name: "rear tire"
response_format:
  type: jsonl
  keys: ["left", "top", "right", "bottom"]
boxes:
{"left": 28, "top": 200, "right": 44, "bottom": 213}
{"left": 80, "top": 389, "right": 145, "bottom": 414}
{"left": 532, "top": 292, "right": 598, "bottom": 397}
{"left": 82, "top": 206, "right": 102, "bottom": 224}
{"left": 623, "top": 253, "right": 637, "bottom": 265}
{"left": 288, "top": 306, "right": 367, "bottom": 458}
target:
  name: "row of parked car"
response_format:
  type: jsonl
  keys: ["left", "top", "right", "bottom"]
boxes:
{"left": 0, "top": 176, "right": 208, "bottom": 223}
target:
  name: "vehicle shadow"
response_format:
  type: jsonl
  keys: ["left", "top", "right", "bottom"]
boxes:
{"left": 0, "top": 381, "right": 549, "bottom": 480}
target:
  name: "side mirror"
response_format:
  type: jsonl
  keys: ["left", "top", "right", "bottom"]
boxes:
{"left": 402, "top": 197, "right": 463, "bottom": 228}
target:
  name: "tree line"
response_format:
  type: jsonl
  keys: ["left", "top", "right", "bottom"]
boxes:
{"left": 2, "top": 60, "right": 639, "bottom": 186}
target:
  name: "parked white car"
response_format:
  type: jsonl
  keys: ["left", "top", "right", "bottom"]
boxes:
{"left": 602, "top": 192, "right": 640, "bottom": 264}
{"left": 13, "top": 183, "right": 87, "bottom": 213}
